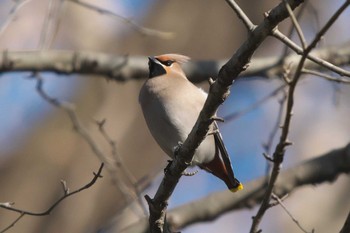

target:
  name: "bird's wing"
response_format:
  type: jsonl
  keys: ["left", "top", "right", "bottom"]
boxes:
{"left": 213, "top": 122, "right": 242, "bottom": 191}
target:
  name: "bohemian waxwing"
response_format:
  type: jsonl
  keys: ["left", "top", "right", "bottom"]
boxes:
{"left": 139, "top": 54, "right": 243, "bottom": 192}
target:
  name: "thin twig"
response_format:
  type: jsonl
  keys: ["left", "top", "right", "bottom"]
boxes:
{"left": 35, "top": 74, "right": 114, "bottom": 166}
{"left": 95, "top": 119, "right": 148, "bottom": 216}
{"left": 123, "top": 143, "right": 350, "bottom": 232}
{"left": 268, "top": 193, "right": 289, "bottom": 208}
{"left": 272, "top": 29, "right": 350, "bottom": 78}
{"left": 250, "top": 2, "right": 350, "bottom": 232}
{"left": 95, "top": 119, "right": 137, "bottom": 184}
{"left": 262, "top": 88, "right": 287, "bottom": 176}
{"left": 38, "top": 0, "right": 65, "bottom": 49}
{"left": 225, "top": 0, "right": 256, "bottom": 31}
{"left": 0, "top": 213, "right": 25, "bottom": 233}
{"left": 146, "top": 0, "right": 305, "bottom": 232}
{"left": 271, "top": 193, "right": 314, "bottom": 233}
{"left": 302, "top": 68, "right": 350, "bottom": 84}
{"left": 0, "top": 0, "right": 32, "bottom": 37}
{"left": 38, "top": 0, "right": 54, "bottom": 49}
{"left": 280, "top": 2, "right": 308, "bottom": 58}
{"left": 67, "top": 0, "right": 173, "bottom": 39}
{"left": 283, "top": 0, "right": 307, "bottom": 49}
{"left": 0, "top": 163, "right": 104, "bottom": 233}
{"left": 224, "top": 84, "right": 287, "bottom": 122}
{"left": 34, "top": 74, "right": 144, "bottom": 214}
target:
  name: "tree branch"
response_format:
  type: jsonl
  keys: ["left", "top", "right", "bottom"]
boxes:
{"left": 145, "top": 0, "right": 304, "bottom": 232}
{"left": 283, "top": 0, "right": 307, "bottom": 49}
{"left": 0, "top": 0, "right": 32, "bottom": 37}
{"left": 0, "top": 163, "right": 104, "bottom": 233}
{"left": 272, "top": 29, "right": 350, "bottom": 77}
{"left": 1, "top": 43, "right": 349, "bottom": 82}
{"left": 34, "top": 74, "right": 144, "bottom": 214}
{"left": 122, "top": 143, "right": 350, "bottom": 232}
{"left": 250, "top": 2, "right": 350, "bottom": 232}
{"left": 67, "top": 0, "right": 173, "bottom": 39}
{"left": 225, "top": 0, "right": 255, "bottom": 31}
{"left": 271, "top": 193, "right": 313, "bottom": 233}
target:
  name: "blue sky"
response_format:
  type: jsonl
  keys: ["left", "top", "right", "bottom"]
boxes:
{"left": 0, "top": 72, "right": 79, "bottom": 154}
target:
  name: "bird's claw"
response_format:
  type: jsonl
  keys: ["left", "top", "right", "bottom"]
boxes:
{"left": 211, "top": 116, "right": 225, "bottom": 122}
{"left": 182, "top": 169, "right": 198, "bottom": 176}
{"left": 207, "top": 129, "right": 219, "bottom": 136}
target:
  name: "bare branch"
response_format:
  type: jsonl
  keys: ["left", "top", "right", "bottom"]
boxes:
{"left": 67, "top": 0, "right": 173, "bottom": 39}
{"left": 95, "top": 119, "right": 137, "bottom": 184}
{"left": 283, "top": 0, "right": 307, "bottom": 49}
{"left": 262, "top": 89, "right": 287, "bottom": 175}
{"left": 95, "top": 119, "right": 148, "bottom": 216}
{"left": 225, "top": 0, "right": 256, "bottom": 31}
{"left": 0, "top": 163, "right": 104, "bottom": 232}
{"left": 35, "top": 74, "right": 115, "bottom": 166}
{"left": 145, "top": 0, "right": 304, "bottom": 232}
{"left": 122, "top": 143, "right": 350, "bottom": 232}
{"left": 38, "top": 0, "right": 65, "bottom": 49}
{"left": 272, "top": 29, "right": 350, "bottom": 78}
{"left": 250, "top": 2, "right": 350, "bottom": 232}
{"left": 0, "top": 213, "right": 25, "bottom": 233}
{"left": 0, "top": 0, "right": 32, "bottom": 37}
{"left": 302, "top": 68, "right": 350, "bottom": 84}
{"left": 271, "top": 193, "right": 313, "bottom": 233}
{"left": 35, "top": 74, "right": 145, "bottom": 217}
{"left": 224, "top": 83, "right": 287, "bottom": 122}
{"left": 1, "top": 46, "right": 350, "bottom": 82}
{"left": 280, "top": 2, "right": 308, "bottom": 58}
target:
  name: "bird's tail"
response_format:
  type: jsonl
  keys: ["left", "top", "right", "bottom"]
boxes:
{"left": 201, "top": 124, "right": 243, "bottom": 192}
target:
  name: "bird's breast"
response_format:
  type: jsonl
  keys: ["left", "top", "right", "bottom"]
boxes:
{"left": 139, "top": 76, "right": 215, "bottom": 162}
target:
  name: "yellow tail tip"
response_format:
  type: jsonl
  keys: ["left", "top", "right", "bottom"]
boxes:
{"left": 230, "top": 183, "right": 244, "bottom": 192}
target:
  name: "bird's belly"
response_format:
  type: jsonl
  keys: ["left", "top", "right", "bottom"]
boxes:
{"left": 142, "top": 98, "right": 215, "bottom": 163}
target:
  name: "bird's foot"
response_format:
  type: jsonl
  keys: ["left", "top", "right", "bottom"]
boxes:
{"left": 211, "top": 116, "right": 225, "bottom": 123}
{"left": 182, "top": 169, "right": 198, "bottom": 176}
{"left": 208, "top": 77, "right": 215, "bottom": 86}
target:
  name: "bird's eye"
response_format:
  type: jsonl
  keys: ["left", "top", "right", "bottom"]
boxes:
{"left": 163, "top": 60, "right": 174, "bottom": 66}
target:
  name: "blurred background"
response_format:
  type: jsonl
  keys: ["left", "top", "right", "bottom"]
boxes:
{"left": 0, "top": 0, "right": 349, "bottom": 232}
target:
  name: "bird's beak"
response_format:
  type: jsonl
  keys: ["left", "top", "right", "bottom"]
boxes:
{"left": 148, "top": 56, "right": 159, "bottom": 65}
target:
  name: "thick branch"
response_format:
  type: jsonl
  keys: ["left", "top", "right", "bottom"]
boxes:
{"left": 1, "top": 44, "right": 350, "bottom": 82}
{"left": 146, "top": 0, "right": 304, "bottom": 232}
{"left": 123, "top": 143, "right": 350, "bottom": 233}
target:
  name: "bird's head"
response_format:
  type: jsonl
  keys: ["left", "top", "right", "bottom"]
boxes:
{"left": 148, "top": 54, "right": 190, "bottom": 78}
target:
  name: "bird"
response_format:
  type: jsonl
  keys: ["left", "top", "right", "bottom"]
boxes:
{"left": 139, "top": 54, "right": 243, "bottom": 192}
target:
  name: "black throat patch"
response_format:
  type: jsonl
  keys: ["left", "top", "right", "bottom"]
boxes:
{"left": 149, "top": 60, "right": 166, "bottom": 78}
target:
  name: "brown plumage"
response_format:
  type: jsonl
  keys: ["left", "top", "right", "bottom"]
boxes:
{"left": 139, "top": 54, "right": 243, "bottom": 192}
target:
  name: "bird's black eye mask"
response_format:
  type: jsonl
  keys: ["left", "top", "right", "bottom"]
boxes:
{"left": 148, "top": 58, "right": 166, "bottom": 78}
{"left": 159, "top": 59, "right": 174, "bottom": 66}
{"left": 148, "top": 57, "right": 176, "bottom": 78}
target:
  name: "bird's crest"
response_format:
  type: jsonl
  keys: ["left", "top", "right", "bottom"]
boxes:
{"left": 155, "top": 54, "right": 190, "bottom": 64}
